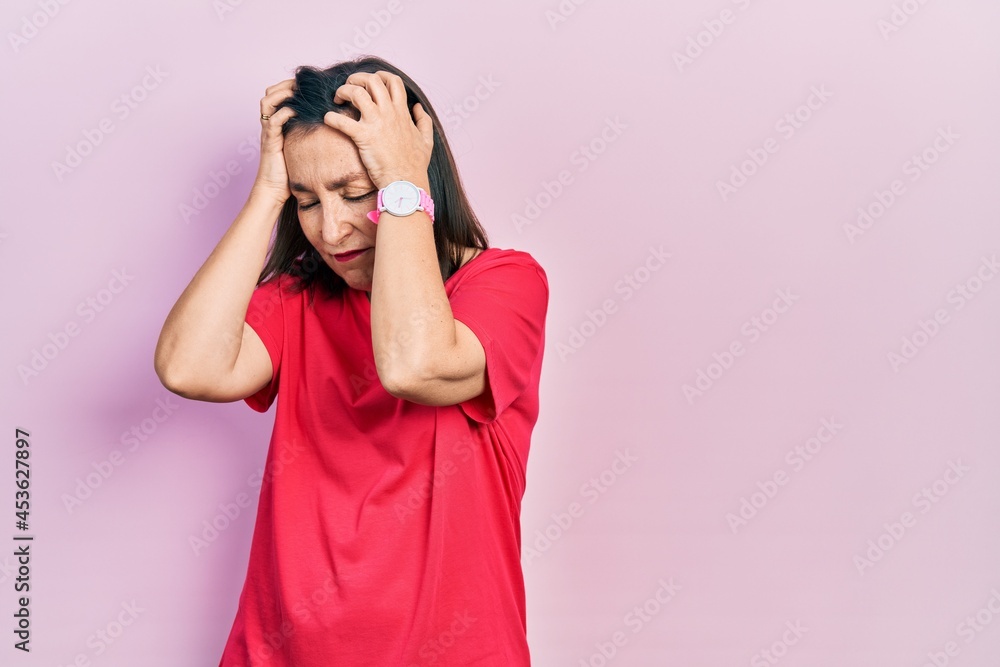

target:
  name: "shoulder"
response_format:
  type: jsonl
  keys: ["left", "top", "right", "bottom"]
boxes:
{"left": 248, "top": 272, "right": 315, "bottom": 319}
{"left": 448, "top": 248, "right": 549, "bottom": 316}
{"left": 255, "top": 268, "right": 324, "bottom": 301}
{"left": 250, "top": 273, "right": 291, "bottom": 306}
{"left": 463, "top": 247, "right": 548, "bottom": 284}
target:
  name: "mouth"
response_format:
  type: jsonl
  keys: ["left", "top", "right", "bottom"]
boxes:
{"left": 333, "top": 248, "right": 371, "bottom": 262}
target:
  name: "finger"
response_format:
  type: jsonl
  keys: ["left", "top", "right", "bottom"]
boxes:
{"left": 263, "top": 78, "right": 295, "bottom": 95}
{"left": 333, "top": 83, "right": 377, "bottom": 117}
{"left": 412, "top": 103, "right": 434, "bottom": 147}
{"left": 374, "top": 71, "right": 407, "bottom": 110}
{"left": 261, "top": 83, "right": 297, "bottom": 118}
{"left": 341, "top": 72, "right": 391, "bottom": 109}
{"left": 261, "top": 78, "right": 295, "bottom": 107}
{"left": 323, "top": 109, "right": 356, "bottom": 138}
{"left": 262, "top": 106, "right": 296, "bottom": 129}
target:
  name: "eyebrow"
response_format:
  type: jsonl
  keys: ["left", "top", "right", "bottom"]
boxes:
{"left": 290, "top": 170, "right": 369, "bottom": 194}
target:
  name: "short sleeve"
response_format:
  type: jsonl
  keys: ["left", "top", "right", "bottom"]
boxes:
{"left": 449, "top": 253, "right": 549, "bottom": 424}
{"left": 243, "top": 277, "right": 285, "bottom": 412}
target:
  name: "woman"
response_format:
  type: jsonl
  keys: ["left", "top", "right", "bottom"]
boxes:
{"left": 154, "top": 55, "right": 548, "bottom": 666}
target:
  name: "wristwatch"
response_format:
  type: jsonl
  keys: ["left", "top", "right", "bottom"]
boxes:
{"left": 366, "top": 180, "right": 435, "bottom": 224}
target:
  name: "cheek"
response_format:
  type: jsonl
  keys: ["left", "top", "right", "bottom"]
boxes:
{"left": 298, "top": 216, "right": 320, "bottom": 239}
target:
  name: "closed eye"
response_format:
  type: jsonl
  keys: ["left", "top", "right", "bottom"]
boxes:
{"left": 346, "top": 190, "right": 377, "bottom": 202}
{"left": 298, "top": 191, "right": 376, "bottom": 210}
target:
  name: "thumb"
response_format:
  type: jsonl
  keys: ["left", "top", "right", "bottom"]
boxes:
{"left": 323, "top": 111, "right": 354, "bottom": 138}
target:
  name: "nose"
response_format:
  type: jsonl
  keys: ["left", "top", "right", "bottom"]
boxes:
{"left": 320, "top": 203, "right": 354, "bottom": 246}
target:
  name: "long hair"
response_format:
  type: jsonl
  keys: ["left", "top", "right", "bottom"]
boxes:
{"left": 256, "top": 55, "right": 490, "bottom": 304}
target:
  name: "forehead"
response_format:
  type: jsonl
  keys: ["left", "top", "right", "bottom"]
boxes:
{"left": 283, "top": 125, "right": 367, "bottom": 186}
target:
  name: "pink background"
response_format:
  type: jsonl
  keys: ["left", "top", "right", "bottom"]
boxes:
{"left": 4, "top": 0, "right": 1000, "bottom": 665}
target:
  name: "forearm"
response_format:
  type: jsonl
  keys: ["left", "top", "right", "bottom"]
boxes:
{"left": 369, "top": 174, "right": 457, "bottom": 390}
{"left": 154, "top": 189, "right": 285, "bottom": 389}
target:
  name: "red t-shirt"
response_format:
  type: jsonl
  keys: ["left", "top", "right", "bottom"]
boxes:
{"left": 218, "top": 247, "right": 548, "bottom": 666}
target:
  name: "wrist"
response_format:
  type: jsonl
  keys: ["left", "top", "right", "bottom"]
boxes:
{"left": 376, "top": 173, "right": 430, "bottom": 192}
{"left": 367, "top": 177, "right": 435, "bottom": 225}
{"left": 248, "top": 185, "right": 290, "bottom": 209}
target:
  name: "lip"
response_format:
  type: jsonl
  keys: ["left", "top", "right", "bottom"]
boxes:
{"left": 333, "top": 248, "right": 371, "bottom": 262}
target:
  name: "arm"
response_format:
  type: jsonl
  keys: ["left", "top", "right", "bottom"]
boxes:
{"left": 373, "top": 196, "right": 488, "bottom": 404}
{"left": 153, "top": 79, "right": 297, "bottom": 401}
{"left": 153, "top": 192, "right": 284, "bottom": 401}
{"left": 325, "top": 71, "right": 487, "bottom": 404}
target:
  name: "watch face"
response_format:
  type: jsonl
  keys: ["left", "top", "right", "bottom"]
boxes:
{"left": 383, "top": 180, "right": 420, "bottom": 216}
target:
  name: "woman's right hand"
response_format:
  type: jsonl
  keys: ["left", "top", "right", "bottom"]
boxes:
{"left": 250, "top": 78, "right": 298, "bottom": 204}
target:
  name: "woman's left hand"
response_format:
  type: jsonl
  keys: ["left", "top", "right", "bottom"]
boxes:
{"left": 324, "top": 71, "right": 434, "bottom": 190}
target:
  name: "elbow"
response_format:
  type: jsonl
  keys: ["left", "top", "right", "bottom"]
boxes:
{"left": 374, "top": 332, "right": 439, "bottom": 399}
{"left": 153, "top": 339, "right": 241, "bottom": 403}
{"left": 154, "top": 364, "right": 210, "bottom": 402}
{"left": 153, "top": 347, "right": 197, "bottom": 400}
{"left": 378, "top": 356, "right": 424, "bottom": 400}
{"left": 379, "top": 367, "right": 412, "bottom": 400}
{"left": 153, "top": 348, "right": 173, "bottom": 390}
{"left": 154, "top": 359, "right": 189, "bottom": 398}
{"left": 153, "top": 335, "right": 179, "bottom": 391}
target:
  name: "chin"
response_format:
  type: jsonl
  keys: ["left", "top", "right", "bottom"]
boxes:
{"left": 335, "top": 271, "right": 373, "bottom": 293}
{"left": 320, "top": 254, "right": 375, "bottom": 292}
